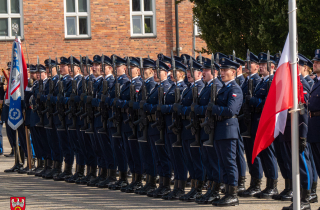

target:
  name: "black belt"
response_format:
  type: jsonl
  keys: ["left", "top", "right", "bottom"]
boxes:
{"left": 310, "top": 111, "right": 320, "bottom": 118}
{"left": 217, "top": 115, "right": 238, "bottom": 122}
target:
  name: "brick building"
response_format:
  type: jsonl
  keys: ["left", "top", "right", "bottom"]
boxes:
{"left": 0, "top": 0, "right": 208, "bottom": 68}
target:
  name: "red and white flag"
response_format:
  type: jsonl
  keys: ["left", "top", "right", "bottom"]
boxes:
{"left": 252, "top": 34, "right": 304, "bottom": 163}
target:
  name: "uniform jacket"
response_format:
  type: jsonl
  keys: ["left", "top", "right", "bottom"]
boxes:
{"left": 241, "top": 73, "right": 261, "bottom": 101}
{"left": 304, "top": 75, "right": 314, "bottom": 89}
{"left": 307, "top": 76, "right": 320, "bottom": 143}
{"left": 211, "top": 80, "right": 243, "bottom": 141}
{"left": 283, "top": 75, "right": 310, "bottom": 142}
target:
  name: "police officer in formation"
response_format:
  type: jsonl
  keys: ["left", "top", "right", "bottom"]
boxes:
{"left": 5, "top": 50, "right": 320, "bottom": 210}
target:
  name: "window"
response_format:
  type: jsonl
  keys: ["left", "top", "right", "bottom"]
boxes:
{"left": 194, "top": 20, "right": 201, "bottom": 36}
{"left": 64, "top": 0, "right": 91, "bottom": 39}
{"left": 130, "top": 0, "right": 156, "bottom": 37}
{"left": 0, "top": 0, "right": 23, "bottom": 40}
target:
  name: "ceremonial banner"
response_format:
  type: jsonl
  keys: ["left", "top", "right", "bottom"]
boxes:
{"left": 5, "top": 37, "right": 28, "bottom": 130}
{"left": 252, "top": 34, "right": 304, "bottom": 163}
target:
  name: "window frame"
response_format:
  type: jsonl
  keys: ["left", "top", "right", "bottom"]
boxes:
{"left": 194, "top": 22, "right": 201, "bottom": 36}
{"left": 64, "top": 0, "right": 91, "bottom": 39}
{"left": 130, "top": 0, "right": 157, "bottom": 38}
{"left": 0, "top": 0, "right": 24, "bottom": 40}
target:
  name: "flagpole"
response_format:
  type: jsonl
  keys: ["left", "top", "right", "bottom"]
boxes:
{"left": 288, "top": 0, "right": 300, "bottom": 209}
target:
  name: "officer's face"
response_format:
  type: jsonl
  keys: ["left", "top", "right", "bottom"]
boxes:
{"left": 298, "top": 64, "right": 306, "bottom": 75}
{"left": 160, "top": 70, "right": 168, "bottom": 81}
{"left": 60, "top": 64, "right": 69, "bottom": 75}
{"left": 40, "top": 72, "right": 47, "bottom": 80}
{"left": 104, "top": 65, "right": 113, "bottom": 76}
{"left": 30, "top": 72, "right": 37, "bottom": 80}
{"left": 202, "top": 68, "right": 213, "bottom": 82}
{"left": 68, "top": 65, "right": 74, "bottom": 77}
{"left": 130, "top": 67, "right": 139, "bottom": 78}
{"left": 92, "top": 63, "right": 101, "bottom": 76}
{"left": 36, "top": 72, "right": 40, "bottom": 80}
{"left": 313, "top": 61, "right": 320, "bottom": 74}
{"left": 116, "top": 65, "right": 126, "bottom": 76}
{"left": 187, "top": 70, "right": 193, "bottom": 83}
{"left": 144, "top": 68, "right": 153, "bottom": 79}
{"left": 153, "top": 69, "right": 159, "bottom": 82}
{"left": 259, "top": 63, "right": 269, "bottom": 76}
{"left": 245, "top": 62, "right": 259, "bottom": 74}
{"left": 169, "top": 70, "right": 174, "bottom": 82}
{"left": 220, "top": 68, "right": 235, "bottom": 82}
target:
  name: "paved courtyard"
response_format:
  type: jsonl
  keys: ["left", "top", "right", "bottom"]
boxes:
{"left": 0, "top": 126, "right": 319, "bottom": 210}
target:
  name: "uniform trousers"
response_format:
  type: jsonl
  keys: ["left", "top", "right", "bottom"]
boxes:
{"left": 310, "top": 142, "right": 320, "bottom": 179}
{"left": 201, "top": 141, "right": 220, "bottom": 183}
{"left": 79, "top": 130, "right": 97, "bottom": 167}
{"left": 56, "top": 125, "right": 74, "bottom": 165}
{"left": 280, "top": 140, "right": 313, "bottom": 189}
{"left": 45, "top": 124, "right": 63, "bottom": 162}
{"left": 68, "top": 126, "right": 86, "bottom": 166}
{"left": 7, "top": 123, "right": 28, "bottom": 157}
{"left": 110, "top": 126, "right": 127, "bottom": 172}
{"left": 148, "top": 124, "right": 171, "bottom": 178}
{"left": 96, "top": 127, "right": 116, "bottom": 170}
{"left": 89, "top": 130, "right": 106, "bottom": 169}
{"left": 214, "top": 139, "right": 238, "bottom": 186}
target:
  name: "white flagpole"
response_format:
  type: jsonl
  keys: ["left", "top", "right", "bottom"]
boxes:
{"left": 288, "top": 0, "right": 300, "bottom": 209}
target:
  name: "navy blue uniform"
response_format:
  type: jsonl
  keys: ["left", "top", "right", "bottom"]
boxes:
{"left": 212, "top": 80, "right": 243, "bottom": 186}
{"left": 280, "top": 75, "right": 312, "bottom": 189}
{"left": 236, "top": 74, "right": 245, "bottom": 87}
{"left": 115, "top": 76, "right": 142, "bottom": 174}
{"left": 304, "top": 75, "right": 314, "bottom": 89}
{"left": 51, "top": 74, "right": 74, "bottom": 165}
{"left": 91, "top": 75, "right": 116, "bottom": 170}
{"left": 41, "top": 74, "right": 62, "bottom": 163}
{"left": 133, "top": 76, "right": 157, "bottom": 176}
{"left": 106, "top": 74, "right": 130, "bottom": 172}
{"left": 177, "top": 80, "right": 205, "bottom": 181}
{"left": 193, "top": 78, "right": 223, "bottom": 183}
{"left": 143, "top": 79, "right": 171, "bottom": 178}
{"left": 249, "top": 75, "right": 278, "bottom": 180}
{"left": 240, "top": 73, "right": 262, "bottom": 179}
{"left": 161, "top": 80, "right": 188, "bottom": 181}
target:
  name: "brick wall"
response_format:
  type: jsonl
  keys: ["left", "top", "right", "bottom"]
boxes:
{"left": 0, "top": 0, "right": 209, "bottom": 69}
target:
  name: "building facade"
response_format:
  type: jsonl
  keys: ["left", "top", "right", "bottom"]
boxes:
{"left": 0, "top": 0, "right": 208, "bottom": 67}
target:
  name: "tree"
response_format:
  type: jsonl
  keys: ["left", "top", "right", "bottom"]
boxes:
{"left": 190, "top": 0, "right": 320, "bottom": 59}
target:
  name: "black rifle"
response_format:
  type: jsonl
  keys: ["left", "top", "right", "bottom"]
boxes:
{"left": 185, "top": 57, "right": 201, "bottom": 147}
{"left": 54, "top": 61, "right": 66, "bottom": 131}
{"left": 125, "top": 57, "right": 138, "bottom": 140}
{"left": 35, "top": 56, "right": 45, "bottom": 127}
{"left": 133, "top": 57, "right": 148, "bottom": 142}
{"left": 201, "top": 53, "right": 218, "bottom": 147}
{"left": 97, "top": 75, "right": 109, "bottom": 134}
{"left": 110, "top": 56, "right": 122, "bottom": 138}
{"left": 170, "top": 54, "right": 183, "bottom": 147}
{"left": 65, "top": 55, "right": 78, "bottom": 130}
{"left": 77, "top": 55, "right": 89, "bottom": 131}
{"left": 241, "top": 49, "right": 253, "bottom": 138}
{"left": 43, "top": 57, "right": 56, "bottom": 129}
{"left": 153, "top": 59, "right": 165, "bottom": 145}
{"left": 233, "top": 50, "right": 240, "bottom": 85}
{"left": 82, "top": 56, "right": 94, "bottom": 134}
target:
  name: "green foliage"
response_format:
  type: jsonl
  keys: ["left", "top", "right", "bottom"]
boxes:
{"left": 190, "top": 0, "right": 320, "bottom": 59}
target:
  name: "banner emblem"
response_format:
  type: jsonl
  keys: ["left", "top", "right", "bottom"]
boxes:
{"left": 10, "top": 197, "right": 25, "bottom": 210}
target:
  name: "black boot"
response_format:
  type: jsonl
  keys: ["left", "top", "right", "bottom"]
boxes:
{"left": 139, "top": 175, "right": 157, "bottom": 195}
{"left": 239, "top": 177, "right": 261, "bottom": 197}
{"left": 97, "top": 169, "right": 117, "bottom": 188}
{"left": 308, "top": 182, "right": 318, "bottom": 203}
{"left": 126, "top": 173, "right": 143, "bottom": 193}
{"left": 220, "top": 183, "right": 226, "bottom": 193}
{"left": 153, "top": 177, "right": 171, "bottom": 198}
{"left": 259, "top": 178, "right": 278, "bottom": 199}
{"left": 197, "top": 181, "right": 220, "bottom": 204}
{"left": 65, "top": 164, "right": 78, "bottom": 182}
{"left": 162, "top": 179, "right": 179, "bottom": 200}
{"left": 28, "top": 158, "right": 43, "bottom": 175}
{"left": 238, "top": 176, "right": 246, "bottom": 195}
{"left": 4, "top": 148, "right": 14, "bottom": 157}
{"left": 53, "top": 163, "right": 73, "bottom": 181}
{"left": 135, "top": 174, "right": 149, "bottom": 194}
{"left": 76, "top": 165, "right": 91, "bottom": 184}
{"left": 35, "top": 159, "right": 48, "bottom": 176}
{"left": 272, "top": 179, "right": 291, "bottom": 200}
{"left": 44, "top": 161, "right": 62, "bottom": 179}
{"left": 121, "top": 173, "right": 135, "bottom": 192}
{"left": 148, "top": 176, "right": 163, "bottom": 197}
{"left": 183, "top": 180, "right": 203, "bottom": 202}
{"left": 214, "top": 185, "right": 239, "bottom": 207}
{"left": 162, "top": 180, "right": 186, "bottom": 200}
{"left": 87, "top": 168, "right": 107, "bottom": 186}
{"left": 66, "top": 164, "right": 85, "bottom": 183}
{"left": 40, "top": 159, "right": 53, "bottom": 178}
{"left": 281, "top": 179, "right": 293, "bottom": 201}
{"left": 109, "top": 171, "right": 129, "bottom": 190}
{"left": 282, "top": 188, "right": 311, "bottom": 210}
{"left": 179, "top": 179, "right": 196, "bottom": 200}
{"left": 17, "top": 163, "right": 32, "bottom": 174}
